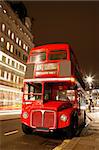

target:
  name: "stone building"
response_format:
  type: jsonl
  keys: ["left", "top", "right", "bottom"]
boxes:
{"left": 0, "top": 1, "right": 34, "bottom": 108}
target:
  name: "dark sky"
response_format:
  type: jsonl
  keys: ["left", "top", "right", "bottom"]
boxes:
{"left": 23, "top": 1, "right": 99, "bottom": 82}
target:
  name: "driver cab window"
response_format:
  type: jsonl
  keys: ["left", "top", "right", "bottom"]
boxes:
{"left": 56, "top": 90, "right": 67, "bottom": 101}
{"left": 56, "top": 90, "right": 75, "bottom": 101}
{"left": 24, "top": 82, "right": 42, "bottom": 100}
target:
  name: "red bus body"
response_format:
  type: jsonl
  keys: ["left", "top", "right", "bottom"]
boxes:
{"left": 21, "top": 43, "right": 86, "bottom": 137}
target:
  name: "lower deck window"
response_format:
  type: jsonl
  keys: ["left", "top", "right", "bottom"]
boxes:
{"left": 24, "top": 82, "right": 42, "bottom": 101}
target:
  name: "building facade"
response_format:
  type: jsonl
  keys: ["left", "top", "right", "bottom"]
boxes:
{"left": 0, "top": 1, "right": 34, "bottom": 109}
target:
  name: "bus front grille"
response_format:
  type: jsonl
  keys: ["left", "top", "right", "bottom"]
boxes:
{"left": 44, "top": 111, "right": 54, "bottom": 128}
{"left": 32, "top": 111, "right": 42, "bottom": 127}
{"left": 31, "top": 110, "right": 56, "bottom": 129}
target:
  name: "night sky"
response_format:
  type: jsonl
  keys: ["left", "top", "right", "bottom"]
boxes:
{"left": 23, "top": 1, "right": 99, "bottom": 82}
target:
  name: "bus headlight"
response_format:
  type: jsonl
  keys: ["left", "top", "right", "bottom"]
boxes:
{"left": 23, "top": 112, "right": 28, "bottom": 119}
{"left": 60, "top": 114, "right": 67, "bottom": 122}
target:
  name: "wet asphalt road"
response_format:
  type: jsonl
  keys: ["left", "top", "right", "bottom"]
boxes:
{"left": 0, "top": 119, "right": 64, "bottom": 150}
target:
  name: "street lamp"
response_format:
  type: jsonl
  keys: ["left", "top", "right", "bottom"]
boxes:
{"left": 84, "top": 75, "right": 95, "bottom": 112}
{"left": 86, "top": 76, "right": 93, "bottom": 84}
{"left": 85, "top": 75, "right": 94, "bottom": 89}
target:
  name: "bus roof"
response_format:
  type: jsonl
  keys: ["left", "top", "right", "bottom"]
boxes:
{"left": 30, "top": 43, "right": 70, "bottom": 53}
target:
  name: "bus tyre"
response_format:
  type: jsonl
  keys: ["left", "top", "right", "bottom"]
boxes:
{"left": 66, "top": 126, "right": 73, "bottom": 139}
{"left": 22, "top": 123, "right": 32, "bottom": 134}
{"left": 66, "top": 116, "right": 78, "bottom": 139}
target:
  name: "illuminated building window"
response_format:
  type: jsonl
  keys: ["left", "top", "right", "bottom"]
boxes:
{"left": 2, "top": 56, "right": 6, "bottom": 63}
{"left": 23, "top": 55, "right": 25, "bottom": 60}
{"left": 11, "top": 74, "right": 14, "bottom": 82}
{"left": 6, "top": 42, "right": 10, "bottom": 50}
{"left": 9, "top": 73, "right": 11, "bottom": 81}
{"left": 3, "top": 9, "right": 7, "bottom": 14}
{"left": 17, "top": 76, "right": 19, "bottom": 83}
{"left": 8, "top": 58, "right": 10, "bottom": 65}
{"left": 16, "top": 37, "right": 19, "bottom": 44}
{"left": 26, "top": 46, "right": 28, "bottom": 51}
{"left": 23, "top": 44, "right": 26, "bottom": 50}
{"left": 16, "top": 63, "right": 18, "bottom": 69}
{"left": 9, "top": 16, "right": 11, "bottom": 19}
{"left": 8, "top": 30, "right": 11, "bottom": 37}
{"left": 2, "top": 24, "right": 6, "bottom": 32}
{"left": 1, "top": 70, "right": 5, "bottom": 78}
{"left": 19, "top": 65, "right": 24, "bottom": 71}
{"left": 19, "top": 78, "right": 21, "bottom": 83}
{"left": 8, "top": 29, "right": 11, "bottom": 37}
{"left": 12, "top": 20, "right": 15, "bottom": 23}
{"left": 4, "top": 71, "right": 7, "bottom": 79}
{"left": 6, "top": 72, "right": 9, "bottom": 80}
{"left": 0, "top": 5, "right": 2, "bottom": 8}
{"left": 19, "top": 65, "right": 21, "bottom": 70}
{"left": 21, "top": 78, "right": 23, "bottom": 84}
{"left": 13, "top": 75, "right": 15, "bottom": 83}
{"left": 23, "top": 55, "right": 27, "bottom": 62}
{"left": 11, "top": 33, "right": 14, "bottom": 40}
{"left": 10, "top": 45, "right": 14, "bottom": 53}
{"left": 15, "top": 49, "right": 18, "bottom": 55}
{"left": 15, "top": 76, "right": 17, "bottom": 83}
{"left": 0, "top": 37, "right": 4, "bottom": 42}
{"left": 19, "top": 51, "right": 21, "bottom": 57}
{"left": 12, "top": 60, "right": 15, "bottom": 67}
{"left": 25, "top": 56, "right": 27, "bottom": 62}
{"left": 19, "top": 40, "right": 22, "bottom": 46}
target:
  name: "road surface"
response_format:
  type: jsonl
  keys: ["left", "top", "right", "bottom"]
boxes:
{"left": 0, "top": 119, "right": 64, "bottom": 150}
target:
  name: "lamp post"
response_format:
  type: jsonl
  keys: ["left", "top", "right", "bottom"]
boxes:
{"left": 85, "top": 75, "right": 95, "bottom": 112}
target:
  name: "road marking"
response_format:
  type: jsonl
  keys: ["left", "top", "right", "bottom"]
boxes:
{"left": 53, "top": 139, "right": 70, "bottom": 150}
{"left": 4, "top": 130, "right": 18, "bottom": 136}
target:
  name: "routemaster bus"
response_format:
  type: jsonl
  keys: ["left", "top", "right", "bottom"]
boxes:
{"left": 21, "top": 43, "right": 86, "bottom": 138}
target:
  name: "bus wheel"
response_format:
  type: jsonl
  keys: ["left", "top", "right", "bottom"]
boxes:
{"left": 66, "top": 116, "right": 78, "bottom": 139}
{"left": 65, "top": 126, "right": 73, "bottom": 139}
{"left": 22, "top": 123, "right": 32, "bottom": 134}
{"left": 72, "top": 116, "right": 78, "bottom": 135}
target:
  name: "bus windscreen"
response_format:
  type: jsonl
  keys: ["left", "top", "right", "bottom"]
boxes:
{"left": 29, "top": 50, "right": 67, "bottom": 63}
{"left": 48, "top": 50, "right": 67, "bottom": 60}
{"left": 30, "top": 52, "right": 46, "bottom": 63}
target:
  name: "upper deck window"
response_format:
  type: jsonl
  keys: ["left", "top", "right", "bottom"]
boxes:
{"left": 30, "top": 52, "right": 46, "bottom": 63}
{"left": 48, "top": 50, "right": 67, "bottom": 60}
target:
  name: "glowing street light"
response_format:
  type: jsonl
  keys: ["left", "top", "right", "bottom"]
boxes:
{"left": 86, "top": 76, "right": 93, "bottom": 84}
{"left": 85, "top": 75, "right": 94, "bottom": 89}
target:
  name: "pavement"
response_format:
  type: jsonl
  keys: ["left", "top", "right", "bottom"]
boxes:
{"left": 0, "top": 109, "right": 21, "bottom": 120}
{"left": 0, "top": 105, "right": 21, "bottom": 120}
{"left": 53, "top": 107, "right": 99, "bottom": 150}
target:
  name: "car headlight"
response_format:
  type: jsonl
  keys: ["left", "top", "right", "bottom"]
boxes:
{"left": 60, "top": 114, "right": 67, "bottom": 122}
{"left": 23, "top": 112, "right": 28, "bottom": 119}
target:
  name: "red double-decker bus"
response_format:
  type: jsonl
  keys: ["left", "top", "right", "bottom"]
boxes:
{"left": 21, "top": 43, "right": 86, "bottom": 138}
